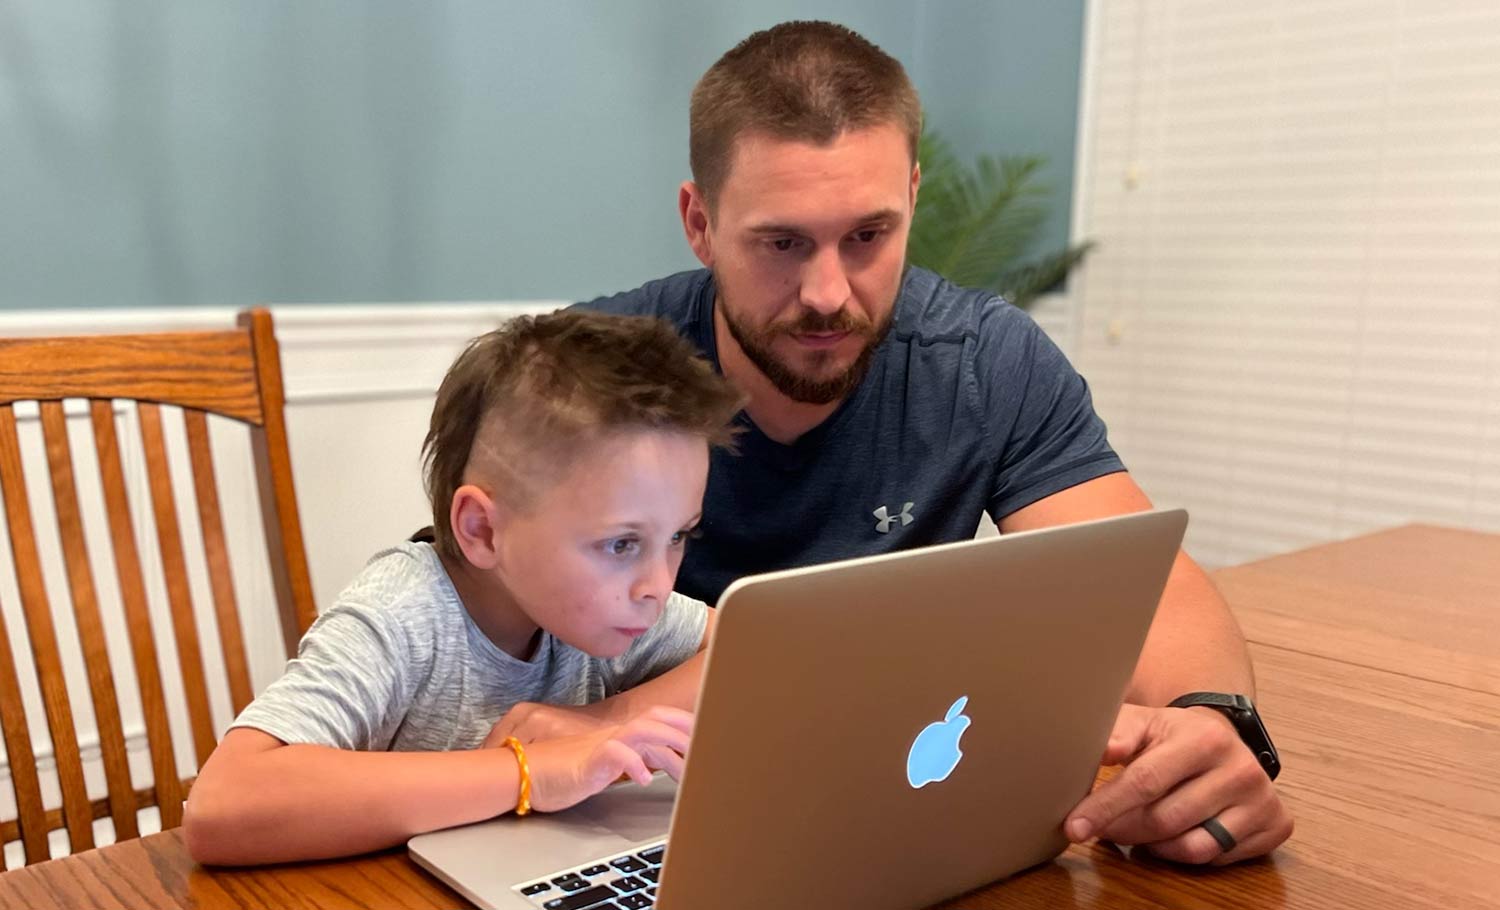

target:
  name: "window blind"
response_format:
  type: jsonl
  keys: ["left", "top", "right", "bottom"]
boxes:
{"left": 1068, "top": 0, "right": 1500, "bottom": 566}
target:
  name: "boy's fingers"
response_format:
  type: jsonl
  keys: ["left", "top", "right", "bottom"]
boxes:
{"left": 641, "top": 705, "right": 696, "bottom": 734}
{"left": 600, "top": 740, "right": 653, "bottom": 787}
{"left": 619, "top": 720, "right": 691, "bottom": 756}
{"left": 640, "top": 743, "right": 687, "bottom": 780}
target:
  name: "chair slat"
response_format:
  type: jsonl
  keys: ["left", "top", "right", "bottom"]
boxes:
{"left": 183, "top": 410, "right": 253, "bottom": 714}
{"left": 240, "top": 310, "right": 318, "bottom": 657}
{"left": 0, "top": 776, "right": 195, "bottom": 847}
{"left": 0, "top": 601, "right": 48, "bottom": 866}
{"left": 0, "top": 406, "right": 95, "bottom": 854}
{"left": 136, "top": 404, "right": 217, "bottom": 770}
{"left": 90, "top": 401, "right": 184, "bottom": 829}
{"left": 39, "top": 402, "right": 139, "bottom": 840}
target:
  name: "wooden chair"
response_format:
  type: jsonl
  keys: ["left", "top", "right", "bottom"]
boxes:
{"left": 0, "top": 308, "right": 317, "bottom": 866}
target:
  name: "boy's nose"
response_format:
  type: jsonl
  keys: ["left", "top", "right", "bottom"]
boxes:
{"left": 630, "top": 555, "right": 675, "bottom": 605}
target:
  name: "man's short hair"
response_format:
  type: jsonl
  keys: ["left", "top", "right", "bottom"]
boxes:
{"left": 422, "top": 309, "right": 743, "bottom": 561}
{"left": 689, "top": 20, "right": 922, "bottom": 208}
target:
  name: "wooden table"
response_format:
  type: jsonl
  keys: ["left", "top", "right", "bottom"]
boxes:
{"left": 2, "top": 524, "right": 1496, "bottom": 909}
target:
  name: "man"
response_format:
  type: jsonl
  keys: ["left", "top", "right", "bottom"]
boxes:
{"left": 581, "top": 20, "right": 1292, "bottom": 865}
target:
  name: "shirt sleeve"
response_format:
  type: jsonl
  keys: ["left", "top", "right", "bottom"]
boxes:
{"left": 599, "top": 591, "right": 708, "bottom": 695}
{"left": 228, "top": 600, "right": 415, "bottom": 751}
{"left": 978, "top": 301, "right": 1126, "bottom": 521}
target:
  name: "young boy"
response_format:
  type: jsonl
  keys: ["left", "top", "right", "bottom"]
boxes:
{"left": 184, "top": 310, "right": 743, "bottom": 866}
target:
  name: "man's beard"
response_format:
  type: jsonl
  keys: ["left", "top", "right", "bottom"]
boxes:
{"left": 718, "top": 287, "right": 895, "bottom": 406}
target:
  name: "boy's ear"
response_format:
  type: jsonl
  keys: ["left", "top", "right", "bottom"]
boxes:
{"left": 450, "top": 484, "right": 505, "bottom": 570}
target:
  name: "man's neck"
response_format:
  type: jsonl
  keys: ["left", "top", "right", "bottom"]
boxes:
{"left": 438, "top": 550, "right": 543, "bottom": 661}
{"left": 713, "top": 302, "right": 843, "bottom": 445}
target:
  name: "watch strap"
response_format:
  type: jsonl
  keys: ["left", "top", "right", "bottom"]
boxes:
{"left": 1168, "top": 691, "right": 1252, "bottom": 712}
{"left": 1167, "top": 691, "right": 1280, "bottom": 780}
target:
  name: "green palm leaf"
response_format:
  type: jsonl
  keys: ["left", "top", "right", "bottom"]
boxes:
{"left": 908, "top": 128, "right": 1093, "bottom": 308}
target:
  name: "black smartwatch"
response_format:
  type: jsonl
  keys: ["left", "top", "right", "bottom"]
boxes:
{"left": 1167, "top": 692, "right": 1281, "bottom": 780}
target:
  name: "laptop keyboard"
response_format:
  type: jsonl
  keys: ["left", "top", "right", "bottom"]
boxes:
{"left": 514, "top": 841, "right": 666, "bottom": 909}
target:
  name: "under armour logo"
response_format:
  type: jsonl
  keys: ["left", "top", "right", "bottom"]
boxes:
{"left": 873, "top": 502, "right": 915, "bottom": 533}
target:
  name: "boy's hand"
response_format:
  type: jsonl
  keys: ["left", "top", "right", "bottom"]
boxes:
{"left": 520, "top": 706, "right": 694, "bottom": 814}
{"left": 485, "top": 701, "right": 612, "bottom": 746}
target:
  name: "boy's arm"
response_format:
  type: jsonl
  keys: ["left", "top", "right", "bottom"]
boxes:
{"left": 185, "top": 706, "right": 695, "bottom": 866}
{"left": 600, "top": 605, "right": 717, "bottom": 718}
{"left": 185, "top": 727, "right": 519, "bottom": 864}
{"left": 488, "top": 606, "right": 716, "bottom": 745}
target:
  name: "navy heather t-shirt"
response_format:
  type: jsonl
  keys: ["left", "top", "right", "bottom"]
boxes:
{"left": 577, "top": 266, "right": 1124, "bottom": 604}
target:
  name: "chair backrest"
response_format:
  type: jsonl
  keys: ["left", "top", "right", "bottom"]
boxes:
{"left": 0, "top": 308, "right": 316, "bottom": 866}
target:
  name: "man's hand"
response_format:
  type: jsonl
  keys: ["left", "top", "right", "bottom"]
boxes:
{"left": 484, "top": 701, "right": 614, "bottom": 747}
{"left": 1064, "top": 703, "right": 1293, "bottom": 865}
{"left": 514, "top": 706, "right": 695, "bottom": 813}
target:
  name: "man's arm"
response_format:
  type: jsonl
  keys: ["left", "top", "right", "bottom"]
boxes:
{"left": 999, "top": 471, "right": 1292, "bottom": 864}
{"left": 999, "top": 471, "right": 1254, "bottom": 704}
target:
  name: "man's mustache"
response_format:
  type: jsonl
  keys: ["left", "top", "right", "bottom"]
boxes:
{"left": 772, "top": 309, "right": 875, "bottom": 336}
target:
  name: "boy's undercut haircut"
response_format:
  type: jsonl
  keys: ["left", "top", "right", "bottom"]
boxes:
{"left": 422, "top": 310, "right": 743, "bottom": 561}
{"left": 689, "top": 20, "right": 922, "bottom": 209}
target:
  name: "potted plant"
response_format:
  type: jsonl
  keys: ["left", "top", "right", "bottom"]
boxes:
{"left": 907, "top": 128, "right": 1092, "bottom": 308}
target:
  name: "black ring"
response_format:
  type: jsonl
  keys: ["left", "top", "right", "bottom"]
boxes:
{"left": 1200, "top": 815, "right": 1237, "bottom": 853}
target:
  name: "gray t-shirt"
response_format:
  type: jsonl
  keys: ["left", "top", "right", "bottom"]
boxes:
{"left": 230, "top": 541, "right": 708, "bottom": 752}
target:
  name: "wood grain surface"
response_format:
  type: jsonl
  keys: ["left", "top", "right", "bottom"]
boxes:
{"left": 1, "top": 525, "right": 1494, "bottom": 908}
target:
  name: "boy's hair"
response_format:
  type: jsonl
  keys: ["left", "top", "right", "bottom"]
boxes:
{"left": 422, "top": 309, "right": 743, "bottom": 561}
{"left": 689, "top": 20, "right": 922, "bottom": 209}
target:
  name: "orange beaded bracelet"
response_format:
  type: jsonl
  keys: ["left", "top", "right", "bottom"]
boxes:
{"left": 502, "top": 736, "right": 532, "bottom": 816}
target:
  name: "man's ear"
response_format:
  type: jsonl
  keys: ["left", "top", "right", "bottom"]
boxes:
{"left": 909, "top": 161, "right": 921, "bottom": 212}
{"left": 450, "top": 484, "right": 505, "bottom": 570}
{"left": 679, "top": 180, "right": 714, "bottom": 268}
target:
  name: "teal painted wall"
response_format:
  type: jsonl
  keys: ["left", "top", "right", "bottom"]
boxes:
{"left": 914, "top": 1, "right": 1086, "bottom": 265}
{"left": 0, "top": 2, "right": 1083, "bottom": 309}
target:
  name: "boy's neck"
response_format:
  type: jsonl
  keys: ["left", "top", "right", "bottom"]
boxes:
{"left": 437, "top": 550, "right": 543, "bottom": 661}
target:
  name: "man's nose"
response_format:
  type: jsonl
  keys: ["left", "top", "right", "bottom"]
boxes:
{"left": 799, "top": 245, "right": 851, "bottom": 316}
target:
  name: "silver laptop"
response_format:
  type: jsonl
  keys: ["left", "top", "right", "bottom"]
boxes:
{"left": 409, "top": 509, "right": 1188, "bottom": 909}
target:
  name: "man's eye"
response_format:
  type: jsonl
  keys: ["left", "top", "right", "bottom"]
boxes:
{"left": 607, "top": 538, "right": 640, "bottom": 556}
{"left": 770, "top": 238, "right": 799, "bottom": 252}
{"left": 853, "top": 229, "right": 881, "bottom": 243}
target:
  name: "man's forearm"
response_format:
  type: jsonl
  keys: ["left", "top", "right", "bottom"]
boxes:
{"left": 1125, "top": 551, "right": 1255, "bottom": 706}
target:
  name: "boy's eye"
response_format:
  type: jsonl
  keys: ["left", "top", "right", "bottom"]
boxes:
{"left": 606, "top": 538, "right": 640, "bottom": 556}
